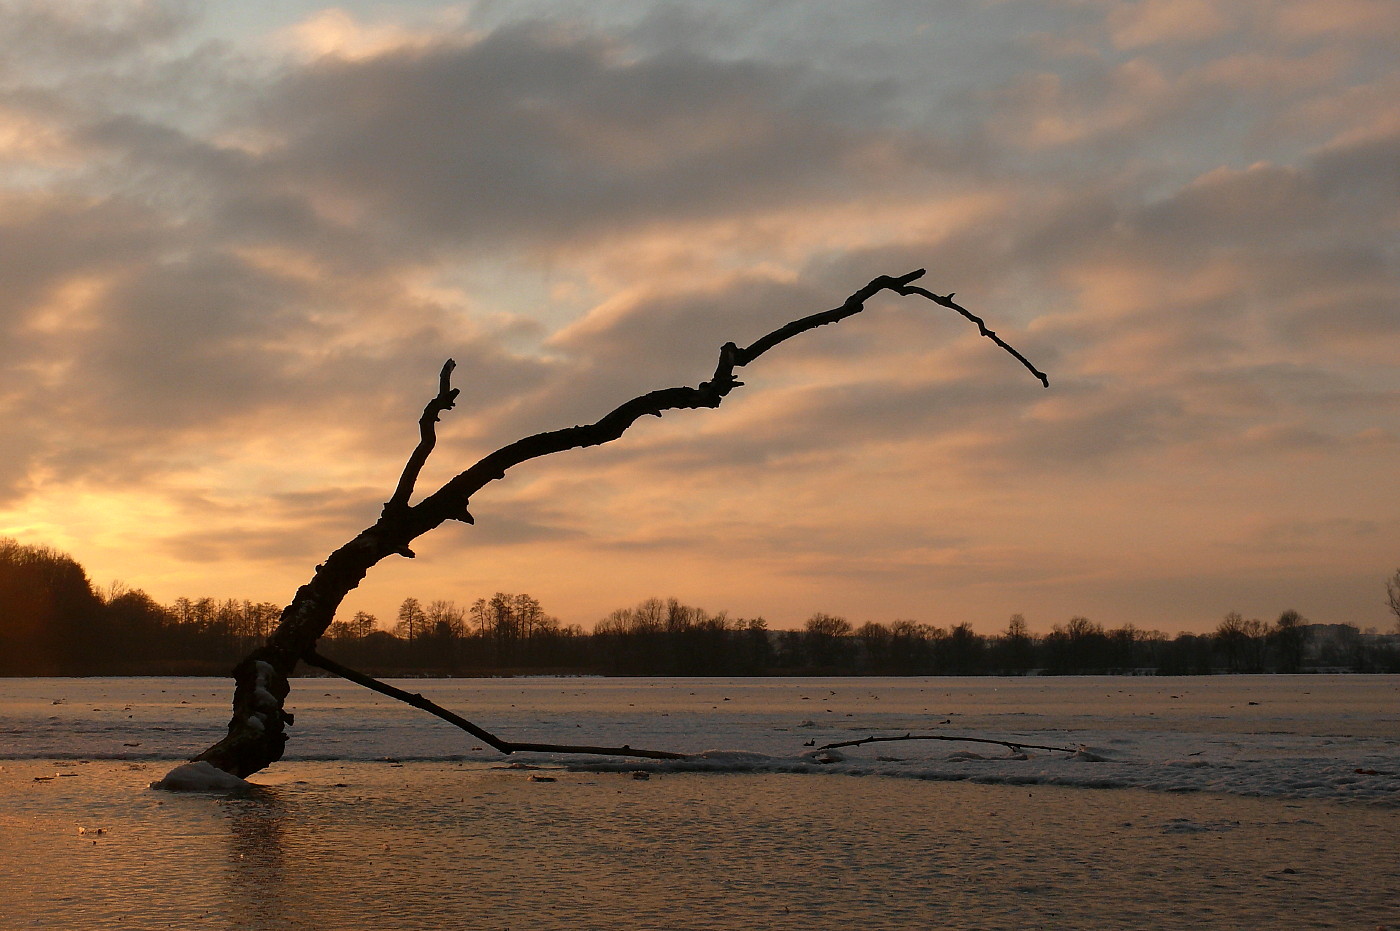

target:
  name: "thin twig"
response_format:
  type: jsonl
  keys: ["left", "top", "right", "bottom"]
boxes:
{"left": 897, "top": 285, "right": 1050, "bottom": 387}
{"left": 817, "top": 733, "right": 1079, "bottom": 754}
{"left": 303, "top": 649, "right": 688, "bottom": 761}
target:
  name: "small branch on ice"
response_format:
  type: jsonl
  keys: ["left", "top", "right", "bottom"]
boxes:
{"left": 303, "top": 649, "right": 688, "bottom": 761}
{"left": 817, "top": 733, "right": 1079, "bottom": 754}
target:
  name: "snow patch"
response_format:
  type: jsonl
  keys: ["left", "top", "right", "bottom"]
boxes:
{"left": 946, "top": 750, "right": 987, "bottom": 761}
{"left": 252, "top": 660, "right": 281, "bottom": 711}
{"left": 150, "top": 761, "right": 252, "bottom": 792}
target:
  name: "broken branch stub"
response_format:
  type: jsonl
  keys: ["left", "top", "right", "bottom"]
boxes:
{"left": 189, "top": 270, "right": 1047, "bottom": 779}
{"left": 384, "top": 359, "right": 459, "bottom": 518}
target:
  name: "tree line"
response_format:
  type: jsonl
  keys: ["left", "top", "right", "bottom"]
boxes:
{"left": 2, "top": 538, "right": 1397, "bottom": 676}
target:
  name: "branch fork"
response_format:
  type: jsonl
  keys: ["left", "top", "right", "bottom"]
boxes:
{"left": 383, "top": 359, "right": 461, "bottom": 519}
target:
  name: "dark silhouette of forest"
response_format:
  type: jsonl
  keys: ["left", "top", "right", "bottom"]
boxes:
{"left": 2, "top": 538, "right": 1397, "bottom": 677}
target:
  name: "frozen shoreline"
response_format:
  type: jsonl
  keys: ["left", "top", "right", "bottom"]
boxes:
{"left": 4, "top": 674, "right": 1398, "bottom": 805}
{"left": 4, "top": 677, "right": 1398, "bottom": 929}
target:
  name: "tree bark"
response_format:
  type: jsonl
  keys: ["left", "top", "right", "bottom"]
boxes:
{"left": 191, "top": 270, "right": 1047, "bottom": 778}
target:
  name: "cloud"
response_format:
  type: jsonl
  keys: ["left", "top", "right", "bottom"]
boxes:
{"left": 1108, "top": 0, "right": 1232, "bottom": 49}
{"left": 1311, "top": 126, "right": 1400, "bottom": 198}
{"left": 0, "top": 0, "right": 194, "bottom": 69}
{"left": 250, "top": 19, "right": 952, "bottom": 257}
{"left": 1270, "top": 0, "right": 1400, "bottom": 41}
{"left": 0, "top": 5, "right": 970, "bottom": 493}
{"left": 274, "top": 6, "right": 475, "bottom": 62}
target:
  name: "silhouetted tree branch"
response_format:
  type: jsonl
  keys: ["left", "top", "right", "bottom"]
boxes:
{"left": 303, "top": 649, "right": 685, "bottom": 760}
{"left": 189, "top": 269, "right": 1046, "bottom": 778}
{"left": 384, "top": 359, "right": 461, "bottom": 528}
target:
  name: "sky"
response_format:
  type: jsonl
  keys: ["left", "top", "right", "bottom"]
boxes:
{"left": 1, "top": 0, "right": 1397, "bottom": 635}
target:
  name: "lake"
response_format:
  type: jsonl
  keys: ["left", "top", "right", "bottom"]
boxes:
{"left": 2, "top": 675, "right": 1397, "bottom": 928}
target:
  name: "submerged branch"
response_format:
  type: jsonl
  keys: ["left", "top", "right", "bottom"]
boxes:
{"left": 303, "top": 650, "right": 687, "bottom": 761}
{"left": 817, "top": 733, "right": 1079, "bottom": 755}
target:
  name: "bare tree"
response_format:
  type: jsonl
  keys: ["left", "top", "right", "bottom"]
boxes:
{"left": 394, "top": 596, "right": 426, "bottom": 643}
{"left": 186, "top": 270, "right": 1047, "bottom": 779}
{"left": 1272, "top": 609, "right": 1308, "bottom": 673}
{"left": 350, "top": 610, "right": 377, "bottom": 639}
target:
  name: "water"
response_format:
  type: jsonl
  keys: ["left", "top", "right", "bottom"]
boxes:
{"left": 2, "top": 676, "right": 1398, "bottom": 928}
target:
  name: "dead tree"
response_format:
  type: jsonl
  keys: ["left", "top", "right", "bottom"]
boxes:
{"left": 190, "top": 270, "right": 1047, "bottom": 778}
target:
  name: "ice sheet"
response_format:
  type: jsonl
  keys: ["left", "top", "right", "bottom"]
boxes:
{"left": 3, "top": 675, "right": 1396, "bottom": 804}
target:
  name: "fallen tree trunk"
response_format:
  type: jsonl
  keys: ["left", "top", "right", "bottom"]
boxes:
{"left": 188, "top": 270, "right": 1047, "bottom": 779}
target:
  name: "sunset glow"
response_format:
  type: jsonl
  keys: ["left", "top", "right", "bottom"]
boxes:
{"left": 1, "top": 0, "right": 1396, "bottom": 634}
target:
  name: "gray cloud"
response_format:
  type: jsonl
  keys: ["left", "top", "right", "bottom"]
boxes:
{"left": 0, "top": 1, "right": 195, "bottom": 70}
{"left": 255, "top": 22, "right": 929, "bottom": 254}
{"left": 1311, "top": 129, "right": 1400, "bottom": 200}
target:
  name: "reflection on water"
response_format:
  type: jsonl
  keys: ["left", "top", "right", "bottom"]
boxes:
{"left": 1, "top": 759, "right": 1397, "bottom": 930}
{"left": 223, "top": 790, "right": 293, "bottom": 930}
